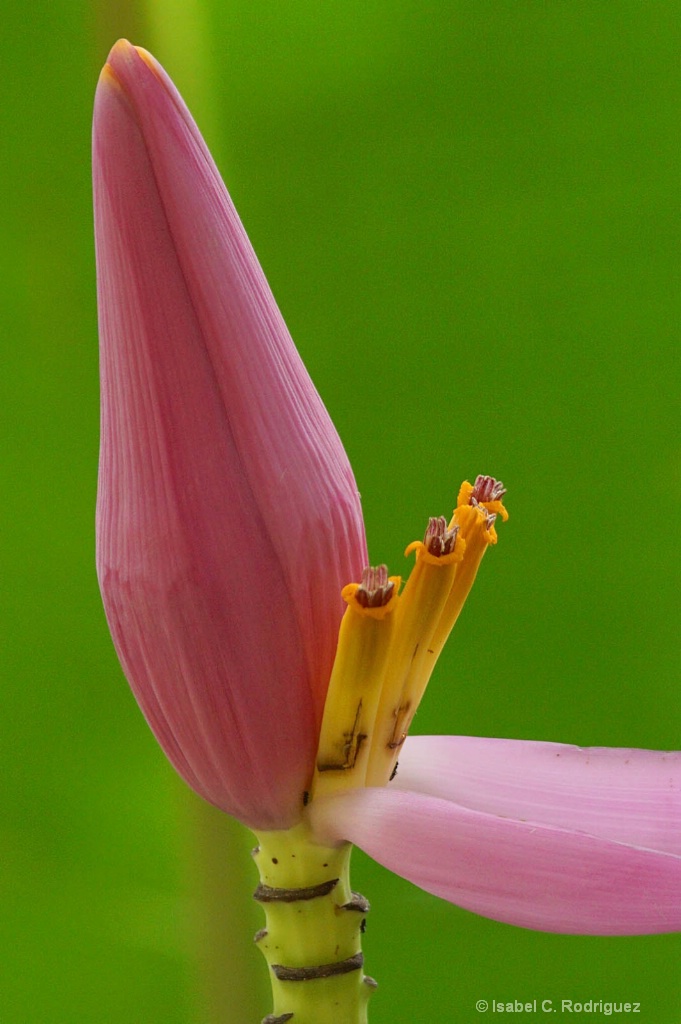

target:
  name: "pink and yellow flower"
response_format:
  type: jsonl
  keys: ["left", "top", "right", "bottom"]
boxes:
{"left": 94, "top": 40, "right": 681, "bottom": 937}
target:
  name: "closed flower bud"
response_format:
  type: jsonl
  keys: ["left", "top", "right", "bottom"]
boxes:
{"left": 93, "top": 40, "right": 367, "bottom": 829}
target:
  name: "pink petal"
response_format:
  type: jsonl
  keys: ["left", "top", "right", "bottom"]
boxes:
{"left": 396, "top": 735, "right": 681, "bottom": 855}
{"left": 309, "top": 787, "right": 681, "bottom": 934}
{"left": 93, "top": 41, "right": 367, "bottom": 829}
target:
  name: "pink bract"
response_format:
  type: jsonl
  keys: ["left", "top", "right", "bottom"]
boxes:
{"left": 309, "top": 736, "right": 681, "bottom": 935}
{"left": 93, "top": 41, "right": 367, "bottom": 829}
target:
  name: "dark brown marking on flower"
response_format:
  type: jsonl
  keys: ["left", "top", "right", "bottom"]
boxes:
{"left": 389, "top": 760, "right": 399, "bottom": 781}
{"left": 271, "top": 952, "right": 364, "bottom": 982}
{"left": 355, "top": 564, "right": 394, "bottom": 608}
{"left": 343, "top": 891, "right": 370, "bottom": 914}
{"left": 470, "top": 475, "right": 506, "bottom": 504}
{"left": 302, "top": 790, "right": 309, "bottom": 806}
{"left": 317, "top": 700, "right": 367, "bottom": 771}
{"left": 424, "top": 515, "right": 460, "bottom": 557}
{"left": 261, "top": 1014, "right": 294, "bottom": 1023}
{"left": 253, "top": 879, "right": 339, "bottom": 903}
{"left": 387, "top": 702, "right": 411, "bottom": 750}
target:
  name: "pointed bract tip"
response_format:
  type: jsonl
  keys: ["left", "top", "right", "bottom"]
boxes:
{"left": 98, "top": 39, "right": 174, "bottom": 110}
{"left": 98, "top": 39, "right": 136, "bottom": 90}
{"left": 103, "top": 39, "right": 157, "bottom": 77}
{"left": 98, "top": 62, "right": 120, "bottom": 90}
{"left": 109, "top": 37, "right": 134, "bottom": 56}
{"left": 135, "top": 45, "right": 160, "bottom": 71}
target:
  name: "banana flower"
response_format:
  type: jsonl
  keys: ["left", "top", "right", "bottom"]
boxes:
{"left": 94, "top": 39, "right": 681, "bottom": 1023}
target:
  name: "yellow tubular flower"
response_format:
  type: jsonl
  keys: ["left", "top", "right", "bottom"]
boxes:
{"left": 310, "top": 566, "right": 401, "bottom": 801}
{"left": 363, "top": 517, "right": 465, "bottom": 787}
{"left": 427, "top": 476, "right": 509, "bottom": 664}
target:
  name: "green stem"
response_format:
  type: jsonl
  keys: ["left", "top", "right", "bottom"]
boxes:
{"left": 252, "top": 821, "right": 375, "bottom": 1024}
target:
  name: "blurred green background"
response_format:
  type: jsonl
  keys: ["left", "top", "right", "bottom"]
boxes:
{"left": 2, "top": 1, "right": 680, "bottom": 1021}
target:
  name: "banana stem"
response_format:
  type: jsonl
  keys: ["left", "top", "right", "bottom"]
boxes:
{"left": 252, "top": 821, "right": 375, "bottom": 1024}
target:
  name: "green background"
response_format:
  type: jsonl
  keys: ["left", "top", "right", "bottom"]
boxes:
{"left": 2, "top": 1, "right": 679, "bottom": 1021}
